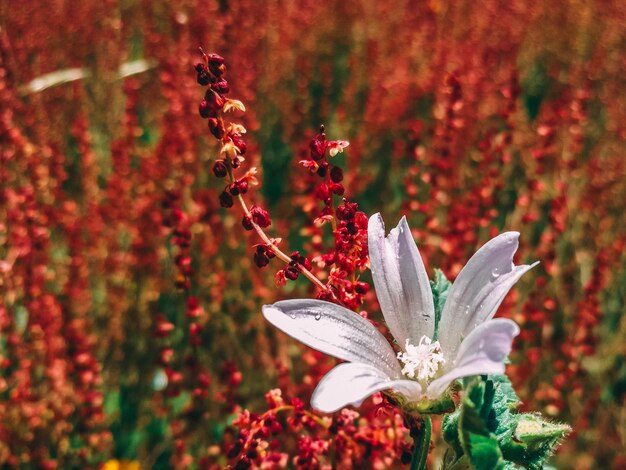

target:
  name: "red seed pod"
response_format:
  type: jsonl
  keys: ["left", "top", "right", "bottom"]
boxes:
{"left": 250, "top": 206, "right": 271, "bottom": 227}
{"left": 196, "top": 68, "right": 211, "bottom": 86}
{"left": 205, "top": 89, "right": 226, "bottom": 110}
{"left": 310, "top": 134, "right": 326, "bottom": 160}
{"left": 284, "top": 266, "right": 299, "bottom": 281}
{"left": 254, "top": 246, "right": 270, "bottom": 268}
{"left": 330, "top": 165, "right": 343, "bottom": 182}
{"left": 199, "top": 100, "right": 211, "bottom": 118}
{"left": 354, "top": 282, "right": 369, "bottom": 294}
{"left": 242, "top": 215, "right": 254, "bottom": 231}
{"left": 219, "top": 191, "right": 234, "bottom": 208}
{"left": 231, "top": 179, "right": 248, "bottom": 195}
{"left": 230, "top": 133, "right": 247, "bottom": 155}
{"left": 208, "top": 118, "right": 225, "bottom": 139}
{"left": 316, "top": 161, "right": 329, "bottom": 177}
{"left": 330, "top": 182, "right": 344, "bottom": 196}
{"left": 337, "top": 201, "right": 359, "bottom": 220}
{"left": 212, "top": 79, "right": 230, "bottom": 94}
{"left": 213, "top": 160, "right": 228, "bottom": 177}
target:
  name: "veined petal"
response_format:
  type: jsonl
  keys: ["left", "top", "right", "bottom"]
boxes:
{"left": 368, "top": 214, "right": 435, "bottom": 348}
{"left": 437, "top": 232, "right": 537, "bottom": 358}
{"left": 262, "top": 299, "right": 402, "bottom": 378}
{"left": 427, "top": 318, "right": 520, "bottom": 398}
{"left": 311, "top": 362, "right": 422, "bottom": 413}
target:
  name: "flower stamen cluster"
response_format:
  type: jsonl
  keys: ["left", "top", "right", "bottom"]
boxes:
{"left": 397, "top": 337, "right": 446, "bottom": 383}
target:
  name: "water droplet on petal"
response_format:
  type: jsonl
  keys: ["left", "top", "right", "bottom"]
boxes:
{"left": 464, "top": 305, "right": 470, "bottom": 315}
{"left": 491, "top": 267, "right": 500, "bottom": 279}
{"left": 314, "top": 312, "right": 322, "bottom": 321}
{"left": 290, "top": 313, "right": 297, "bottom": 319}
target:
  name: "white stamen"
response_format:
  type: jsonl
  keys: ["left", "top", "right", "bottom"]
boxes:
{"left": 397, "top": 336, "right": 446, "bottom": 382}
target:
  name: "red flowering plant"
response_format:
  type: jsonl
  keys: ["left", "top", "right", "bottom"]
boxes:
{"left": 195, "top": 51, "right": 570, "bottom": 469}
{"left": 2, "top": 2, "right": 626, "bottom": 468}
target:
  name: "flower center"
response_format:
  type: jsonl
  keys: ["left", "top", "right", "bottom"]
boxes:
{"left": 397, "top": 336, "right": 446, "bottom": 382}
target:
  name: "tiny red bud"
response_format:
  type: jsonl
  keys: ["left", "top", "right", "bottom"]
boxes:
{"left": 254, "top": 248, "right": 270, "bottom": 268}
{"left": 212, "top": 160, "right": 228, "bottom": 177}
{"left": 242, "top": 215, "right": 254, "bottom": 231}
{"left": 208, "top": 118, "right": 225, "bottom": 139}
{"left": 199, "top": 100, "right": 211, "bottom": 118}
{"left": 219, "top": 191, "right": 234, "bottom": 208}
{"left": 212, "top": 79, "right": 230, "bottom": 94}
{"left": 354, "top": 282, "right": 369, "bottom": 294}
{"left": 330, "top": 166, "right": 343, "bottom": 182}
{"left": 284, "top": 266, "right": 299, "bottom": 281}
{"left": 230, "top": 133, "right": 247, "bottom": 155}
{"left": 250, "top": 206, "right": 271, "bottom": 227}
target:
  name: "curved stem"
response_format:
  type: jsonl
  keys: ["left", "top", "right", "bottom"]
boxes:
{"left": 410, "top": 416, "right": 432, "bottom": 470}
{"left": 225, "top": 164, "right": 342, "bottom": 303}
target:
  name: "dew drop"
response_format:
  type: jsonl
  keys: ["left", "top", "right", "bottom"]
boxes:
{"left": 491, "top": 267, "right": 500, "bottom": 279}
{"left": 290, "top": 313, "right": 297, "bottom": 319}
{"left": 314, "top": 312, "right": 322, "bottom": 321}
{"left": 464, "top": 305, "right": 470, "bottom": 315}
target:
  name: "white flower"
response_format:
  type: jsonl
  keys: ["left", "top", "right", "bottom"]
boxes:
{"left": 262, "top": 214, "right": 538, "bottom": 413}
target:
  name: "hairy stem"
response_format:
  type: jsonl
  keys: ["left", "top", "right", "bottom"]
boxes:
{"left": 410, "top": 416, "right": 432, "bottom": 470}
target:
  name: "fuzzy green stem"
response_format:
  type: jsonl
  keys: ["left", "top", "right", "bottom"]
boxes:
{"left": 410, "top": 416, "right": 432, "bottom": 470}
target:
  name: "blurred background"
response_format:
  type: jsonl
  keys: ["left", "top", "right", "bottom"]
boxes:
{"left": 1, "top": 0, "right": 625, "bottom": 468}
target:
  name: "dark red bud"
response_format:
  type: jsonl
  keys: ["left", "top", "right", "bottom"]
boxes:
{"left": 310, "top": 137, "right": 326, "bottom": 160}
{"left": 230, "top": 133, "right": 247, "bottom": 155}
{"left": 242, "top": 215, "right": 253, "bottom": 231}
{"left": 208, "top": 118, "right": 225, "bottom": 139}
{"left": 212, "top": 79, "right": 230, "bottom": 94}
{"left": 197, "top": 70, "right": 211, "bottom": 86}
{"left": 219, "top": 191, "right": 233, "bottom": 208}
{"left": 207, "top": 53, "right": 225, "bottom": 66}
{"left": 284, "top": 266, "right": 299, "bottom": 281}
{"left": 330, "top": 183, "right": 344, "bottom": 196}
{"left": 354, "top": 282, "right": 369, "bottom": 294}
{"left": 250, "top": 206, "right": 271, "bottom": 227}
{"left": 213, "top": 160, "right": 228, "bottom": 177}
{"left": 232, "top": 179, "right": 248, "bottom": 195}
{"left": 205, "top": 89, "right": 226, "bottom": 110}
{"left": 254, "top": 246, "right": 270, "bottom": 268}
{"left": 330, "top": 166, "right": 343, "bottom": 182}
{"left": 199, "top": 100, "right": 211, "bottom": 118}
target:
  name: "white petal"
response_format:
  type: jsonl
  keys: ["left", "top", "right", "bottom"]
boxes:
{"left": 262, "top": 299, "right": 401, "bottom": 378}
{"left": 311, "top": 362, "right": 422, "bottom": 413}
{"left": 437, "top": 232, "right": 537, "bottom": 358}
{"left": 427, "top": 319, "right": 520, "bottom": 398}
{"left": 368, "top": 214, "right": 435, "bottom": 347}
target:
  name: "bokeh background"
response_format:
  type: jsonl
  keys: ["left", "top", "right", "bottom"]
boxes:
{"left": 1, "top": 0, "right": 625, "bottom": 468}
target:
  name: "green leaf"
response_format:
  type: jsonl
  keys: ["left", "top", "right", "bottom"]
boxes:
{"left": 442, "top": 376, "right": 570, "bottom": 470}
{"left": 458, "top": 380, "right": 506, "bottom": 470}
{"left": 430, "top": 269, "right": 451, "bottom": 341}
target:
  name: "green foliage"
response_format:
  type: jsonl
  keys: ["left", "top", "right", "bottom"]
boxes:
{"left": 442, "top": 376, "right": 570, "bottom": 470}
{"left": 430, "top": 269, "right": 451, "bottom": 341}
